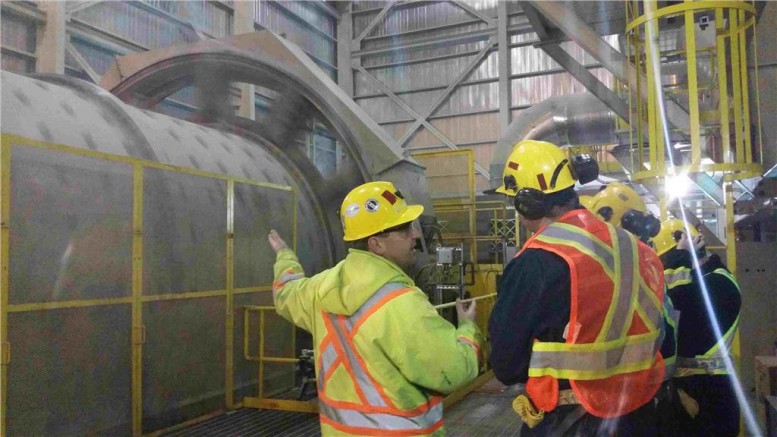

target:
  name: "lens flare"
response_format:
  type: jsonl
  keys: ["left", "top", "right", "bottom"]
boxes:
{"left": 644, "top": 16, "right": 761, "bottom": 436}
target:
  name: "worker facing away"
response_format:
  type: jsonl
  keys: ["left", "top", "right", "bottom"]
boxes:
{"left": 267, "top": 180, "right": 483, "bottom": 437}
{"left": 590, "top": 182, "right": 662, "bottom": 244}
{"left": 488, "top": 140, "right": 666, "bottom": 436}
{"left": 591, "top": 183, "right": 680, "bottom": 437}
{"left": 653, "top": 220, "right": 742, "bottom": 437}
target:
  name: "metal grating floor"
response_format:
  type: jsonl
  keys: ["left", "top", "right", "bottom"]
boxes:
{"left": 164, "top": 378, "right": 523, "bottom": 436}
{"left": 444, "top": 378, "right": 524, "bottom": 436}
{"left": 163, "top": 408, "right": 321, "bottom": 437}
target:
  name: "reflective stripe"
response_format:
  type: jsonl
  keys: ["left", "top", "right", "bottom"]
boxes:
{"left": 343, "top": 282, "right": 408, "bottom": 332}
{"left": 318, "top": 282, "right": 442, "bottom": 432}
{"left": 319, "top": 399, "right": 443, "bottom": 431}
{"left": 273, "top": 269, "right": 304, "bottom": 291}
{"left": 665, "top": 267, "right": 692, "bottom": 289}
{"left": 528, "top": 332, "right": 659, "bottom": 379}
{"left": 606, "top": 227, "right": 637, "bottom": 341}
{"left": 638, "top": 280, "right": 662, "bottom": 333}
{"left": 537, "top": 224, "right": 615, "bottom": 274}
{"left": 529, "top": 222, "right": 662, "bottom": 381}
{"left": 318, "top": 343, "right": 337, "bottom": 392}
{"left": 677, "top": 357, "right": 726, "bottom": 372}
{"left": 677, "top": 268, "right": 741, "bottom": 376}
{"left": 327, "top": 312, "right": 389, "bottom": 407}
{"left": 457, "top": 336, "right": 480, "bottom": 357}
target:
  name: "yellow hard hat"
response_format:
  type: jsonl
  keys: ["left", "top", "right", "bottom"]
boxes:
{"left": 496, "top": 140, "right": 577, "bottom": 196}
{"left": 653, "top": 219, "right": 701, "bottom": 256}
{"left": 591, "top": 183, "right": 661, "bottom": 241}
{"left": 340, "top": 181, "right": 424, "bottom": 241}
{"left": 579, "top": 195, "right": 596, "bottom": 210}
{"left": 590, "top": 183, "right": 647, "bottom": 225}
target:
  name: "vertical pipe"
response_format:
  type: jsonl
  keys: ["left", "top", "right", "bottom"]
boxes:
{"left": 685, "top": 7, "right": 701, "bottom": 166}
{"left": 0, "top": 140, "right": 11, "bottom": 437}
{"left": 225, "top": 179, "right": 235, "bottom": 408}
{"left": 738, "top": 10, "right": 752, "bottom": 164}
{"left": 716, "top": 8, "right": 730, "bottom": 164}
{"left": 131, "top": 164, "right": 144, "bottom": 437}
{"left": 730, "top": 11, "right": 744, "bottom": 164}
{"left": 644, "top": 9, "right": 658, "bottom": 175}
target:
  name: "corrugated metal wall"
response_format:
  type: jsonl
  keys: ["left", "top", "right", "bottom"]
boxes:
{"left": 348, "top": 1, "right": 619, "bottom": 191}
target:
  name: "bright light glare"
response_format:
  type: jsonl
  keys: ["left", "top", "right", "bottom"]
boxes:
{"left": 665, "top": 173, "right": 691, "bottom": 198}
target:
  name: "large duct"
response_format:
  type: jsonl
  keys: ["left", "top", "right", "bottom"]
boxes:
{"left": 490, "top": 93, "right": 619, "bottom": 189}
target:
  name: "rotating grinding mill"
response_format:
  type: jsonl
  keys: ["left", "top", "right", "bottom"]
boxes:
{"left": 0, "top": 31, "right": 432, "bottom": 436}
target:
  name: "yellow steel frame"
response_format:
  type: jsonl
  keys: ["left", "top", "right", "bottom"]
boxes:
{"left": 412, "top": 149, "right": 478, "bottom": 262}
{"left": 0, "top": 134, "right": 296, "bottom": 436}
{"left": 0, "top": 133, "right": 10, "bottom": 437}
{"left": 627, "top": 4, "right": 760, "bottom": 432}
{"left": 626, "top": 0, "right": 762, "bottom": 182}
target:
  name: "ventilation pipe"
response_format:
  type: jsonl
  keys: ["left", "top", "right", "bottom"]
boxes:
{"left": 490, "top": 93, "right": 619, "bottom": 189}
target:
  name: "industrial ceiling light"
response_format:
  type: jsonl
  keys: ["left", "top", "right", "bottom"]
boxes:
{"left": 665, "top": 172, "right": 691, "bottom": 199}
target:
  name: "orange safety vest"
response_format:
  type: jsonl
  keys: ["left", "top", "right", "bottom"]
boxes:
{"left": 317, "top": 282, "right": 445, "bottom": 436}
{"left": 521, "top": 209, "right": 665, "bottom": 418}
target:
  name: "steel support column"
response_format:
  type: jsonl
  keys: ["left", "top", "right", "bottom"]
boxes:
{"left": 497, "top": 1, "right": 511, "bottom": 132}
{"left": 234, "top": 0, "right": 255, "bottom": 120}
{"left": 337, "top": 3, "right": 354, "bottom": 97}
{"left": 36, "top": 1, "right": 66, "bottom": 74}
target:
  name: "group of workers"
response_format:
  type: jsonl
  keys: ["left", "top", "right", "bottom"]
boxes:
{"left": 266, "top": 139, "right": 742, "bottom": 436}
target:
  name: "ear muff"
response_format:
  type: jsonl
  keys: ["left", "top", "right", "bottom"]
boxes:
{"left": 622, "top": 210, "right": 662, "bottom": 243}
{"left": 643, "top": 214, "right": 661, "bottom": 239}
{"left": 570, "top": 154, "right": 599, "bottom": 185}
{"left": 597, "top": 206, "right": 614, "bottom": 222}
{"left": 515, "top": 188, "right": 548, "bottom": 220}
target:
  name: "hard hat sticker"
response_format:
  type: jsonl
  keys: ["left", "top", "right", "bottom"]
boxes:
{"left": 365, "top": 199, "right": 380, "bottom": 213}
{"left": 344, "top": 203, "right": 360, "bottom": 218}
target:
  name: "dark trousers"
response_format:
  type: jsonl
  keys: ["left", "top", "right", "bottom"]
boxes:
{"left": 675, "top": 375, "right": 740, "bottom": 437}
{"left": 519, "top": 399, "right": 658, "bottom": 437}
{"left": 656, "top": 380, "right": 679, "bottom": 437}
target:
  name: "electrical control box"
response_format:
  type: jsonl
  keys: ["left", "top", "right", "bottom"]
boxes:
{"left": 436, "top": 246, "right": 462, "bottom": 265}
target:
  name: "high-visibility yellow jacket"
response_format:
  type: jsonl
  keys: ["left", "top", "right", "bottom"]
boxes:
{"left": 273, "top": 248, "right": 483, "bottom": 436}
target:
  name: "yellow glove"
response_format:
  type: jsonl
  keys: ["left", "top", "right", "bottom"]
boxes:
{"left": 512, "top": 394, "right": 545, "bottom": 428}
{"left": 677, "top": 388, "right": 699, "bottom": 418}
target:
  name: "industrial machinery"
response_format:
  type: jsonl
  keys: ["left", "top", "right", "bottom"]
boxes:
{"left": 0, "top": 31, "right": 434, "bottom": 436}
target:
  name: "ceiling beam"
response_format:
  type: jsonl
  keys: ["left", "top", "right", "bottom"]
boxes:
{"left": 393, "top": 40, "right": 496, "bottom": 151}
{"left": 354, "top": 65, "right": 490, "bottom": 179}
{"left": 353, "top": 0, "right": 397, "bottom": 48}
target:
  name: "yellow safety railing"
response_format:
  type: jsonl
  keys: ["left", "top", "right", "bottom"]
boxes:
{"left": 239, "top": 293, "right": 500, "bottom": 415}
{"left": 242, "top": 305, "right": 317, "bottom": 413}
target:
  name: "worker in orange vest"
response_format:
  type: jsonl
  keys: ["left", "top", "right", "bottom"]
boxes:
{"left": 268, "top": 181, "right": 483, "bottom": 436}
{"left": 488, "top": 140, "right": 666, "bottom": 436}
